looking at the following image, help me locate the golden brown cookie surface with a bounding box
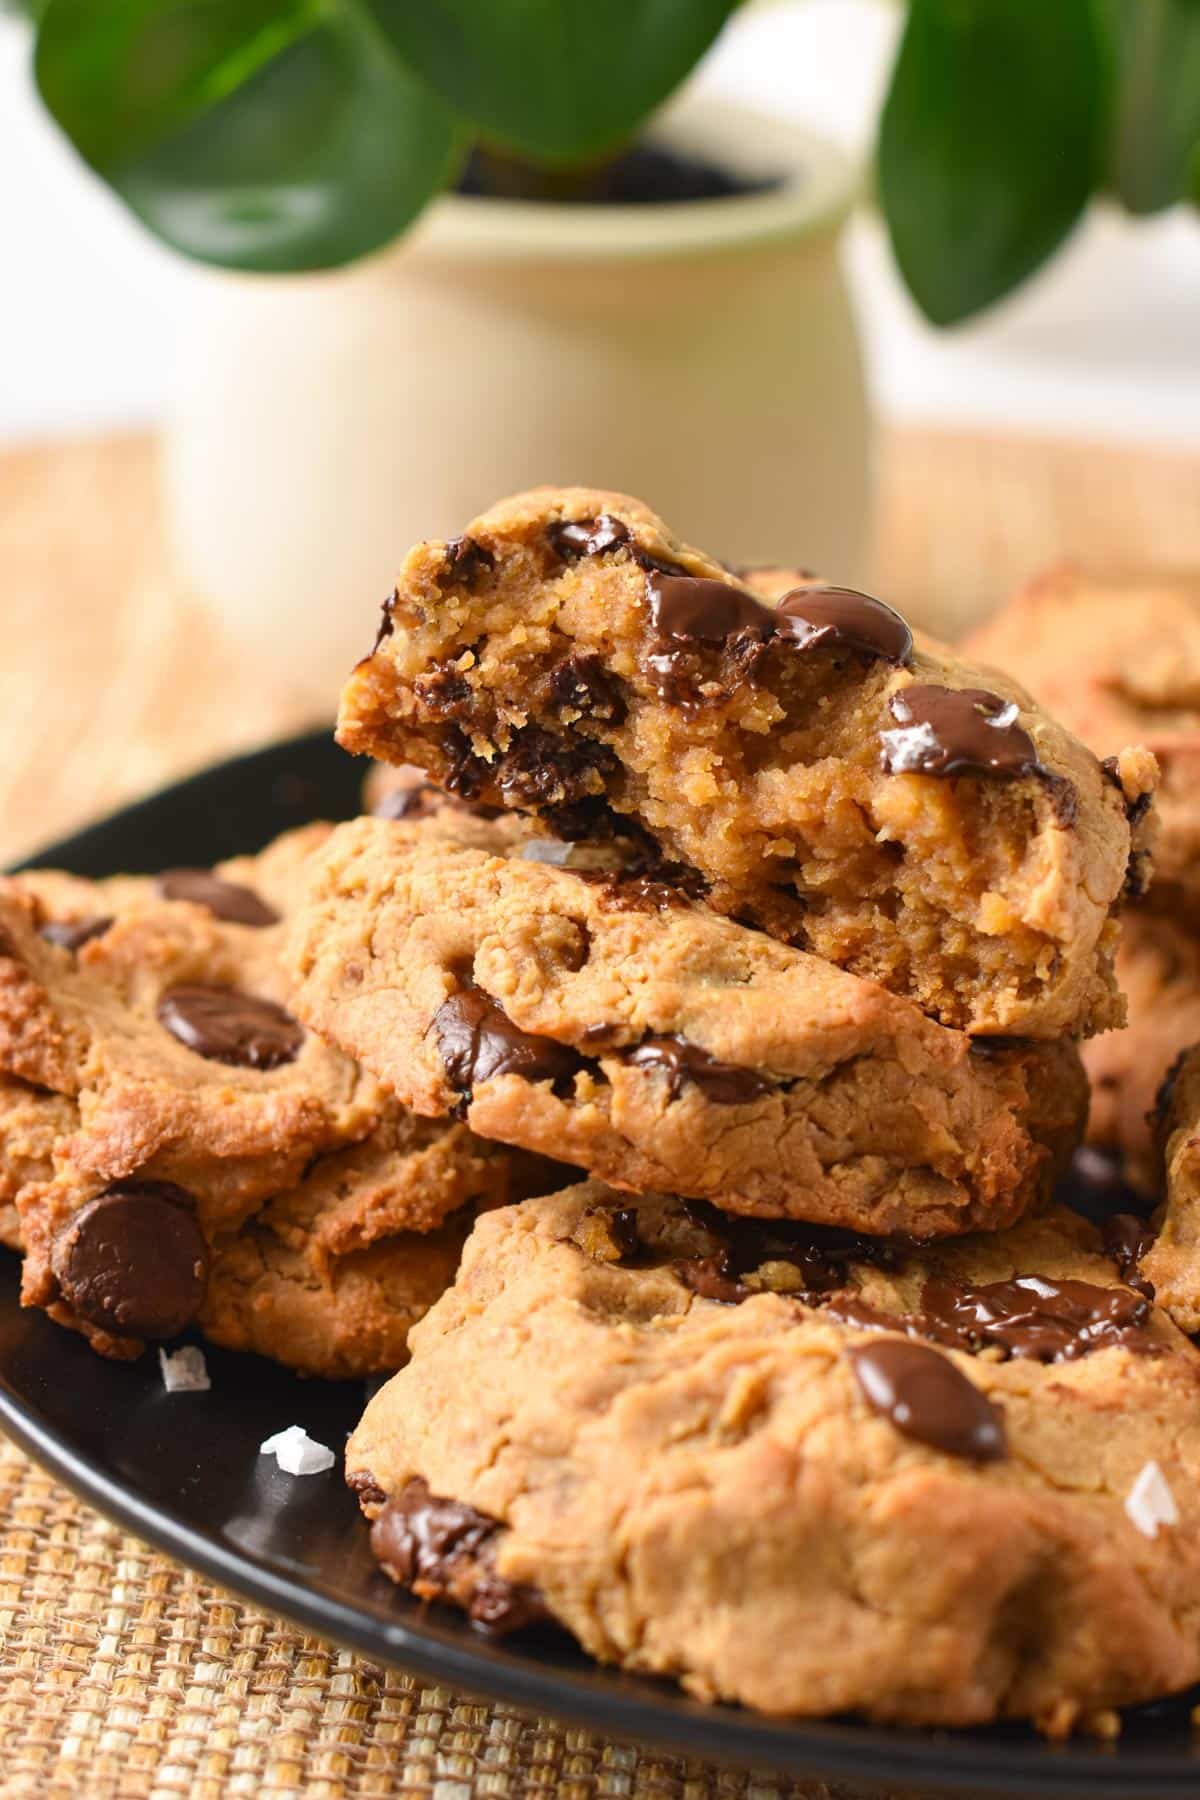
[349,1182,1200,1731]
[286,815,1086,1238]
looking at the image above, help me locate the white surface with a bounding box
[158,1345,211,1394]
[1,2,1198,447]
[259,1426,337,1476]
[1124,1461,1179,1539]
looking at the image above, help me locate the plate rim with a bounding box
[4,728,1200,1798]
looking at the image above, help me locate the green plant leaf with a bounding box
[34,0,462,271]
[361,0,740,165]
[879,0,1105,326]
[1097,0,1200,213]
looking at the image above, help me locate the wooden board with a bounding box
[1,426,1197,868]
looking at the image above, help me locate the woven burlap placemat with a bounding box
[0,1437,909,1800]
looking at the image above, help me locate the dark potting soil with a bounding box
[456,140,783,206]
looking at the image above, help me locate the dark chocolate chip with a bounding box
[645,570,772,644]
[51,1181,208,1339]
[880,685,1045,782]
[414,660,475,717]
[849,1339,1006,1462]
[491,725,620,838]
[624,1034,773,1104]
[157,985,304,1069]
[774,585,913,664]
[547,515,631,559]
[675,1255,750,1304]
[370,1477,546,1635]
[156,870,278,928]
[441,536,495,587]
[917,1272,1157,1363]
[544,652,626,724]
[39,916,113,952]
[433,985,588,1098]
[346,1468,388,1508]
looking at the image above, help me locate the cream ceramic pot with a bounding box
[164,96,870,712]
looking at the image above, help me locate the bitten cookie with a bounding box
[338,487,1154,1037]
[286,816,1086,1237]
[1139,1045,1200,1332]
[348,1182,1200,1733]
[966,562,1198,908]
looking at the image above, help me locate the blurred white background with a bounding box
[3,0,1198,449]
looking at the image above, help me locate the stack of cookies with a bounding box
[5,487,1200,1736]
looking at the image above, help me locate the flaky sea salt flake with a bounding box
[1125,1460,1178,1538]
[158,1346,211,1394]
[259,1425,336,1476]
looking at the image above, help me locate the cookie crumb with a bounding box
[260,1425,336,1475]
[158,1346,210,1394]
[1125,1460,1178,1537]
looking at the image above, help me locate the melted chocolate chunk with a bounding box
[39,916,113,952]
[1102,1215,1159,1300]
[544,652,626,724]
[414,660,474,717]
[370,1478,546,1635]
[156,869,279,928]
[51,1181,208,1339]
[918,1272,1157,1363]
[774,586,913,664]
[347,1468,387,1509]
[440,725,490,801]
[441,536,495,587]
[675,1256,750,1304]
[548,515,631,560]
[492,726,620,838]
[576,1195,900,1307]
[880,685,1045,781]
[625,1035,773,1105]
[157,985,305,1070]
[433,986,588,1099]
[645,570,771,644]
[849,1340,1006,1462]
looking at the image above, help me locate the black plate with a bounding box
[3,730,1200,1797]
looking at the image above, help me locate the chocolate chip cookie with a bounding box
[286,816,1086,1237]
[338,487,1154,1037]
[966,561,1198,908]
[348,1181,1200,1731]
